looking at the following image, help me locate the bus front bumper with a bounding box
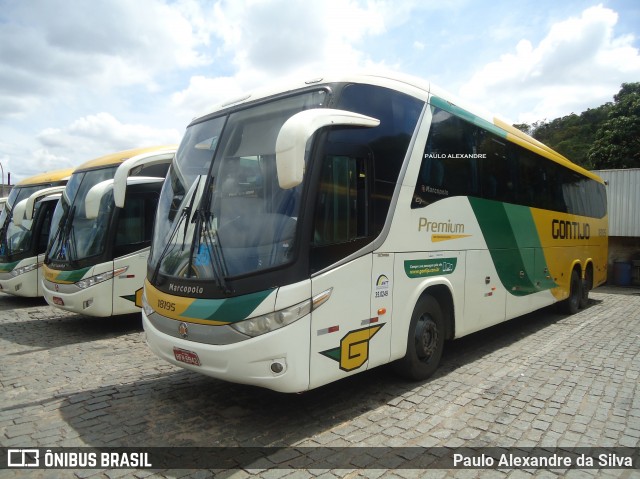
[142,311,311,393]
[42,279,114,317]
[0,268,41,297]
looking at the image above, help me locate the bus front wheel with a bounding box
[395,295,445,381]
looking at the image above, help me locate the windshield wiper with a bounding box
[188,176,231,293]
[49,205,75,261]
[150,194,195,285]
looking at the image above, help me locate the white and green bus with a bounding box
[0,169,74,297]
[142,73,607,393]
[42,146,175,317]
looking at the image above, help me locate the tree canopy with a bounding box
[514,82,640,170]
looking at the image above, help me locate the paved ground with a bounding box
[1,286,639,478]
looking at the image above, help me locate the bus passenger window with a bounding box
[412,108,479,207]
[115,194,157,257]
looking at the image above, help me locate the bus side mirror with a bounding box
[113,149,175,208]
[22,186,67,222]
[86,179,115,219]
[12,199,28,227]
[275,108,379,189]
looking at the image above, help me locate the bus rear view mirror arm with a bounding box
[113,150,175,208]
[275,108,379,189]
[85,179,115,220]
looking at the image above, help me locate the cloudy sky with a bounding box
[1,0,639,183]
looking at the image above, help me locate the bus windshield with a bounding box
[150,90,327,282]
[0,185,52,258]
[48,166,118,263]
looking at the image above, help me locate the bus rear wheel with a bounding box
[560,269,582,315]
[395,295,445,381]
[579,268,592,309]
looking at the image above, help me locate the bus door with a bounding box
[112,188,160,313]
[308,143,390,388]
[34,196,60,296]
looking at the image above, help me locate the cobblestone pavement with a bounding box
[1,287,639,478]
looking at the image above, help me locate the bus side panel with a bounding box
[309,254,374,390]
[468,198,564,317]
[391,250,465,360]
[112,250,149,315]
[530,209,609,300]
[369,253,394,369]
[463,249,507,334]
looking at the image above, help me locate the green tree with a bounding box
[588,82,640,169]
[513,106,611,168]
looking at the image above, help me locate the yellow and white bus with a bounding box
[142,73,607,393]
[0,169,74,297]
[42,146,175,317]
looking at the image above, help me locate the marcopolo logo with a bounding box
[551,219,590,240]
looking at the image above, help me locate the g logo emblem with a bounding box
[320,324,384,371]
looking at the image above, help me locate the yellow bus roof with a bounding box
[16,168,75,186]
[73,145,177,172]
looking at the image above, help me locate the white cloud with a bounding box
[0,0,211,117]
[210,0,387,74]
[459,5,640,123]
[170,75,248,121]
[25,113,182,176]
[169,0,395,116]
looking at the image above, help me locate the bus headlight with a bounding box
[231,299,312,337]
[76,266,128,289]
[230,288,332,337]
[10,262,40,277]
[141,291,154,317]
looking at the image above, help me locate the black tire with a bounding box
[560,269,582,315]
[395,295,445,381]
[579,268,592,309]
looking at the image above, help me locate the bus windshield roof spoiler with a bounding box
[112,149,176,208]
[275,108,379,189]
[13,186,67,226]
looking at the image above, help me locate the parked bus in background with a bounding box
[42,146,175,317]
[141,73,607,393]
[0,169,74,297]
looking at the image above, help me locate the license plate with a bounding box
[173,347,201,366]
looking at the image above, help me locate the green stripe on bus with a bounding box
[429,96,507,140]
[52,267,92,283]
[468,197,556,296]
[182,289,275,323]
[0,261,20,273]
